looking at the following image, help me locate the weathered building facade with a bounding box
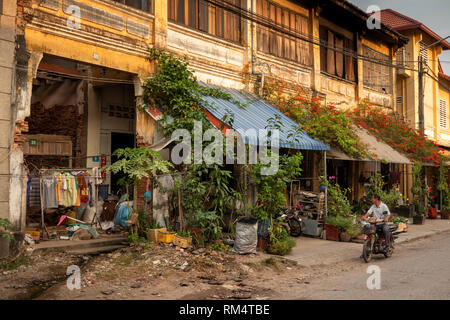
[1,0,408,237]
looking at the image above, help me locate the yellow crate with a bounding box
[173,234,192,248]
[26,229,41,241]
[158,231,176,243]
[147,227,166,244]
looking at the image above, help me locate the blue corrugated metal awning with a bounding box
[200,84,329,151]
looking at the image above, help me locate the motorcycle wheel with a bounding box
[384,240,394,258]
[288,218,302,237]
[362,239,372,263]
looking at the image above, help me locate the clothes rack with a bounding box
[38,168,100,240]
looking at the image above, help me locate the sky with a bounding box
[349,0,450,74]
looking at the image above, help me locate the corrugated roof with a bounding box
[200,84,329,151]
[327,127,412,164]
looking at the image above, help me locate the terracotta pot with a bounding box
[413,215,426,225]
[441,210,450,220]
[339,232,352,242]
[325,224,339,241]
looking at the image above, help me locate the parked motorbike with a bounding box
[277,208,303,237]
[361,214,399,263]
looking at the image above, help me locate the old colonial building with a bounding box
[1,0,409,238]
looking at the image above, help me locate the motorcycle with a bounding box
[277,208,303,237]
[361,215,399,263]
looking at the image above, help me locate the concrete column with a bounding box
[0,0,16,222]
[154,0,168,49]
[9,45,42,232]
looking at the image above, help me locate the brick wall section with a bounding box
[25,103,84,168]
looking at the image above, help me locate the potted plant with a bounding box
[411,162,426,225]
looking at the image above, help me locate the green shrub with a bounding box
[267,238,296,256]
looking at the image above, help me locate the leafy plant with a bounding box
[411,161,426,216]
[267,238,296,256]
[0,218,13,243]
[320,177,352,217]
[266,217,296,256]
[437,162,450,211]
[364,173,401,208]
[188,211,222,244]
[251,152,303,221]
[102,147,172,234]
[391,217,409,224]
[176,230,191,238]
[326,215,353,232]
[207,240,230,253]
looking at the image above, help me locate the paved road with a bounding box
[292,232,450,299]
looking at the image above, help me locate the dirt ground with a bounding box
[0,240,361,300]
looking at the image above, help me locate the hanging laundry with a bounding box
[77,174,89,204]
[42,176,58,209]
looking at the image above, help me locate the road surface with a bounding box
[290,232,450,299]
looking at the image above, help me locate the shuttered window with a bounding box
[319,26,356,81]
[419,41,429,65]
[440,99,448,129]
[168,0,241,43]
[256,0,310,66]
[363,46,392,94]
[114,0,154,13]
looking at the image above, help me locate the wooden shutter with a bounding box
[319,26,327,72]
[440,99,448,128]
[276,6,283,58]
[269,3,277,56]
[289,11,296,61]
[335,36,344,78]
[262,0,269,53]
[216,0,224,38]
[199,0,209,32]
[177,0,185,25]
[344,38,355,81]
[327,30,335,75]
[256,0,263,52]
[168,0,176,20]
[188,0,197,28]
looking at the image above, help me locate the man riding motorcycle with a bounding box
[362,194,391,252]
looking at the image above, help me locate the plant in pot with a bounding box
[326,215,354,242]
[321,177,353,241]
[411,162,426,225]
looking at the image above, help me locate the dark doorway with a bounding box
[110,132,135,196]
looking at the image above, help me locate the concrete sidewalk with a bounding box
[285,218,450,267]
